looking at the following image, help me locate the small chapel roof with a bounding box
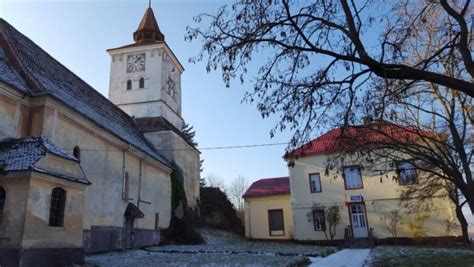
[0,136,90,185]
[0,19,171,168]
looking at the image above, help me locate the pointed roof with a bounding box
[133,7,164,43]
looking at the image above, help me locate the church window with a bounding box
[139,77,145,89]
[49,187,66,227]
[126,79,132,90]
[123,172,130,200]
[73,146,81,161]
[0,187,5,222]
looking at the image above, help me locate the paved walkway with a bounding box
[309,248,372,267]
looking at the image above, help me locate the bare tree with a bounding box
[187,0,473,148]
[382,209,403,238]
[188,0,473,242]
[228,175,249,211]
[204,173,227,191]
[306,203,341,240]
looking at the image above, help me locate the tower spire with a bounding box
[133,4,165,43]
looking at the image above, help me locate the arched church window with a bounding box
[0,187,5,222]
[139,78,145,89]
[127,80,132,90]
[73,146,81,160]
[49,187,66,227]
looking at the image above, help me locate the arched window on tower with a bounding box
[49,187,66,227]
[127,80,132,90]
[73,146,81,161]
[139,78,145,89]
[0,187,5,222]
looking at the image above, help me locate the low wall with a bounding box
[84,225,161,254]
[0,247,84,266]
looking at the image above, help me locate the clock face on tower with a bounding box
[126,53,146,72]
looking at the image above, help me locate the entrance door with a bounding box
[349,203,368,238]
[124,218,135,249]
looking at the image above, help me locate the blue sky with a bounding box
[0,0,294,187]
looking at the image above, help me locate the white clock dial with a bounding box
[126,53,146,72]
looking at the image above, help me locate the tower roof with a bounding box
[133,7,164,43]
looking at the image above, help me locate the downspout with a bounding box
[122,144,131,200]
[137,158,143,209]
[137,155,151,209]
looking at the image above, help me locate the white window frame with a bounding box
[309,173,322,193]
[343,166,363,189]
[313,209,326,231]
[398,161,417,185]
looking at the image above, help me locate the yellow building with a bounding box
[286,126,460,242]
[243,177,293,240]
[244,126,461,243]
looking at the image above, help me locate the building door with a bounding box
[124,218,135,249]
[349,203,368,238]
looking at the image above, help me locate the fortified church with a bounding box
[0,5,200,266]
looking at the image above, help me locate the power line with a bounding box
[64,142,290,152]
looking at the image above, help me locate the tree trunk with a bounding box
[455,203,470,245]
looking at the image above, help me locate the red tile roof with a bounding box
[243,177,290,198]
[286,124,432,158]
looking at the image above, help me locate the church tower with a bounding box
[107,6,184,130]
[107,5,200,208]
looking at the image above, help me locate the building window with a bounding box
[309,173,322,193]
[139,77,145,89]
[155,213,160,230]
[49,187,66,227]
[123,172,130,201]
[0,187,5,222]
[313,209,326,231]
[398,161,417,185]
[343,166,363,189]
[268,209,284,236]
[73,146,81,161]
[126,79,132,90]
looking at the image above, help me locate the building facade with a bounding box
[244,126,461,242]
[243,177,293,240]
[0,6,200,266]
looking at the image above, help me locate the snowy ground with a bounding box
[369,245,474,266]
[85,229,336,267]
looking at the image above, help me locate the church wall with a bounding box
[0,174,30,249]
[22,174,85,249]
[144,131,200,208]
[119,100,183,129]
[0,88,30,139]
[1,78,173,254]
[36,103,172,231]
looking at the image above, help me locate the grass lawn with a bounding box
[371,245,474,267]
